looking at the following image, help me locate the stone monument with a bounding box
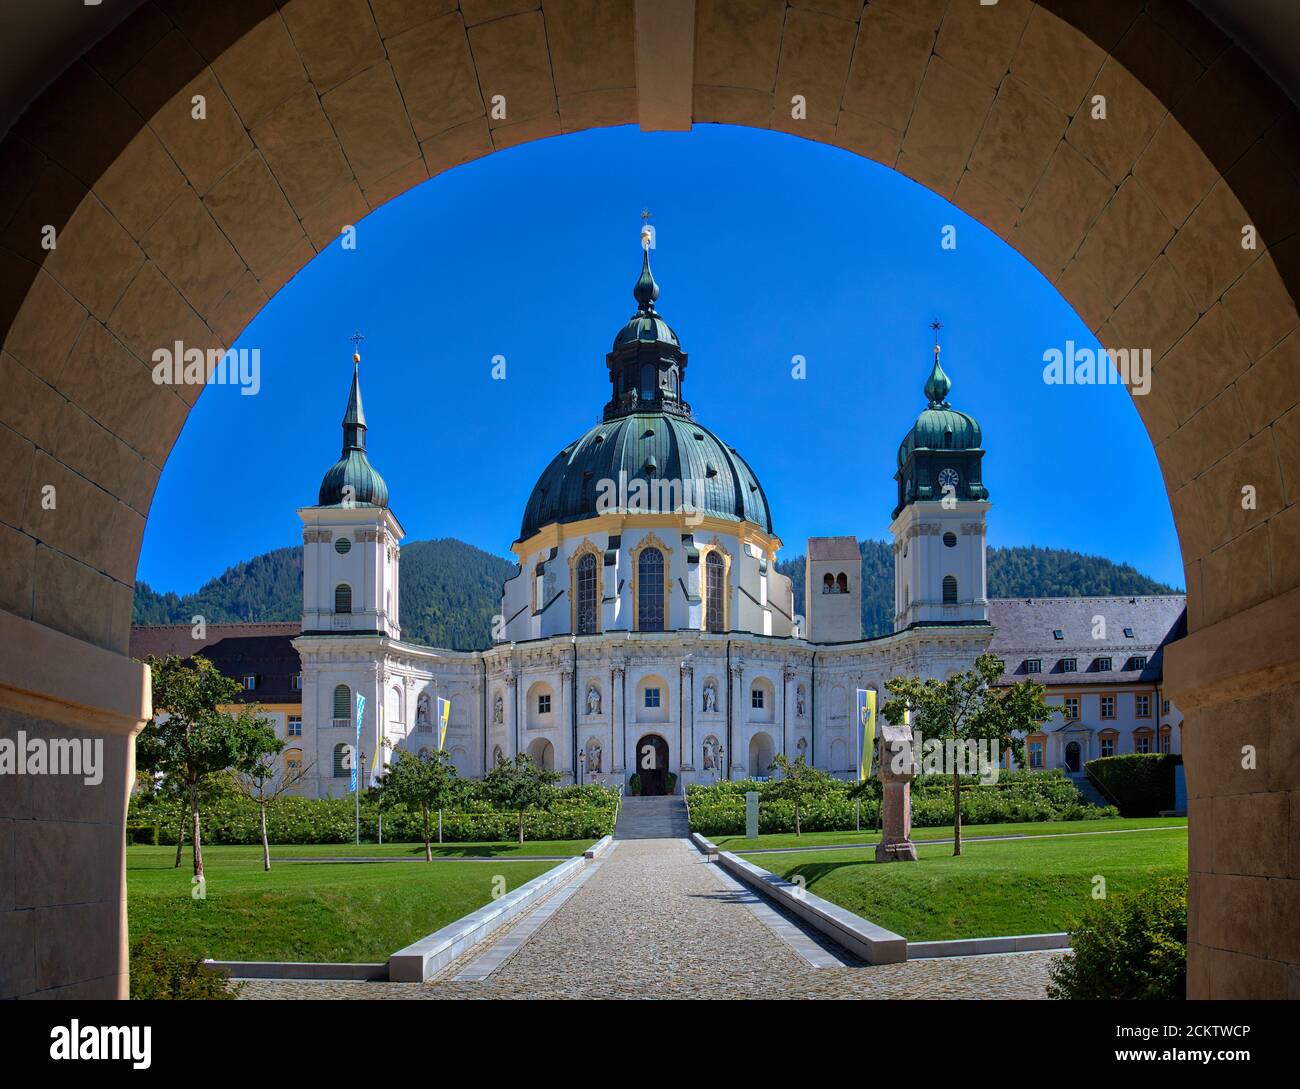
[875,720,918,862]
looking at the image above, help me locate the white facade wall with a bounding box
[890,500,989,629]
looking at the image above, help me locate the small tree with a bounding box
[482,753,561,844]
[235,745,313,871]
[378,749,462,861]
[137,655,279,880]
[766,754,834,837]
[882,652,1055,857]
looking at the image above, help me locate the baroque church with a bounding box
[290,229,999,796]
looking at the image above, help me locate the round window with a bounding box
[334,537,352,555]
[943,532,957,548]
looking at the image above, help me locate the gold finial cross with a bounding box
[930,319,943,355]
[350,330,364,363]
[641,208,652,223]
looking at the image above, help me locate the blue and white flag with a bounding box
[350,693,365,793]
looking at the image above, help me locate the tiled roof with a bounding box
[987,595,1186,686]
[131,623,303,705]
[808,536,860,561]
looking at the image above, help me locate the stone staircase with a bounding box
[1067,772,1111,809]
[614,795,690,840]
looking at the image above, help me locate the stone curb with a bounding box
[388,857,584,982]
[584,835,613,859]
[908,933,1071,958]
[204,960,387,981]
[717,851,908,965]
[690,832,719,859]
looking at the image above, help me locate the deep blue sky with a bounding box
[137,124,1182,594]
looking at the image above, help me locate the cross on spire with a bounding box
[930,319,943,356]
[350,330,364,363]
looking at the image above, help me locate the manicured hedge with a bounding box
[686,769,1117,835]
[1085,754,1177,817]
[1047,876,1187,1000]
[128,783,619,845]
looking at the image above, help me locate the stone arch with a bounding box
[524,679,554,730]
[748,730,775,777]
[526,736,554,771]
[1,0,1297,1000]
[634,673,670,723]
[748,675,775,724]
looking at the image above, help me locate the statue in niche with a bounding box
[492,744,504,767]
[702,735,719,770]
[585,739,603,773]
[416,693,430,727]
[586,684,601,715]
[702,682,718,713]
[493,692,504,725]
[795,686,807,718]
[796,736,808,759]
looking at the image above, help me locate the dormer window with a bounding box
[1095,656,1113,672]
[1024,658,1042,674]
[243,674,257,690]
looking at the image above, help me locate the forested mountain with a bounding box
[777,541,1178,638]
[133,538,516,650]
[136,536,1175,649]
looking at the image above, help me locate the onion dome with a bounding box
[897,344,984,469]
[318,351,389,508]
[518,225,773,542]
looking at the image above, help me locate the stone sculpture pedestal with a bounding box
[875,722,918,863]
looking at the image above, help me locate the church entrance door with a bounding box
[634,734,670,796]
[1065,741,1081,773]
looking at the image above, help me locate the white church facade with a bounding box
[291,234,1000,797]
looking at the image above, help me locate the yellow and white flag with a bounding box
[436,696,451,751]
[856,688,877,781]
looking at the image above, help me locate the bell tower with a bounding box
[890,328,989,632]
[300,338,403,638]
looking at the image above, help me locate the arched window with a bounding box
[334,583,352,613]
[333,684,351,720]
[638,547,665,631]
[942,575,958,604]
[705,551,725,632]
[822,572,834,594]
[575,552,598,635]
[333,743,352,778]
[836,571,848,594]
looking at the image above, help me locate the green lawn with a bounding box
[741,826,1188,942]
[128,845,569,962]
[709,816,1187,852]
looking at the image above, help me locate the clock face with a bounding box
[938,468,960,491]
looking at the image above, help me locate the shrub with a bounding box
[125,823,159,846]
[628,773,642,796]
[1085,754,1177,816]
[129,936,239,1000]
[1047,876,1187,1000]
[127,784,619,845]
[685,769,1113,833]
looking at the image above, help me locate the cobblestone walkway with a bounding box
[240,835,1060,1000]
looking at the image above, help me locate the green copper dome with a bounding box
[897,349,983,469]
[520,235,773,541]
[318,362,389,508]
[519,412,772,541]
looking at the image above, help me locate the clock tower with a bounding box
[890,335,989,632]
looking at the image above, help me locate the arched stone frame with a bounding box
[582,734,605,774]
[525,679,555,730]
[629,530,673,632]
[449,745,470,776]
[700,674,721,714]
[829,684,848,722]
[526,736,555,770]
[698,537,732,632]
[569,538,604,635]
[387,682,403,726]
[634,673,670,724]
[2,0,1299,1002]
[748,730,775,777]
[829,737,850,774]
[942,574,959,605]
[748,674,776,724]
[449,691,469,727]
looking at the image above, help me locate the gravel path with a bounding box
[239,836,1060,1000]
